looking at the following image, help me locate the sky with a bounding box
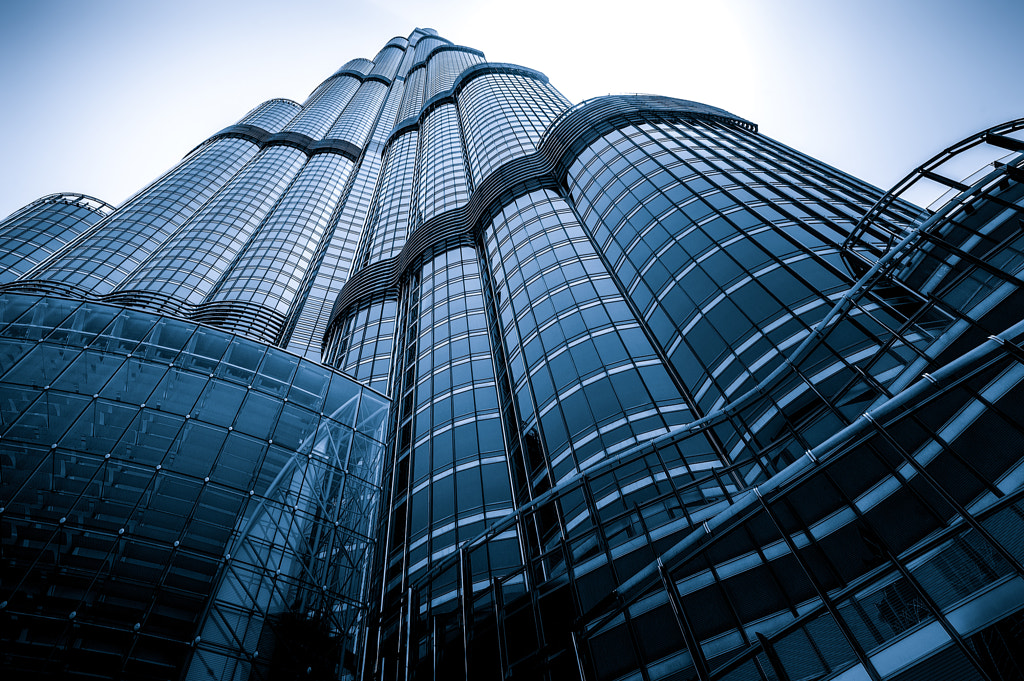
[1,0,1022,219]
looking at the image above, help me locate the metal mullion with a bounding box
[5,450,158,606]
[741,521,802,619]
[955,202,1024,256]
[862,413,1024,578]
[715,401,779,481]
[934,203,1019,253]
[655,505,753,655]
[956,380,1024,441]
[754,631,790,681]
[701,631,775,681]
[776,492,850,592]
[492,576,509,680]
[402,586,415,681]
[755,493,883,681]
[191,453,307,653]
[458,548,471,680]
[861,300,951,367]
[728,384,810,473]
[657,558,711,681]
[695,121,884,233]
[919,229,1024,292]
[659,121,859,271]
[200,605,264,674]
[902,407,1006,501]
[854,523,998,680]
[841,364,894,410]
[843,295,933,358]
[708,486,1024,681]
[848,597,886,648]
[272,471,336,594]
[776,357,857,435]
[567,166,735,472]
[857,435,957,529]
[650,443,699,527]
[724,123,887,201]
[579,481,652,681]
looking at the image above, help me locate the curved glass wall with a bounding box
[370,45,405,81]
[327,81,390,149]
[564,118,930,473]
[424,49,484,100]
[0,193,113,284]
[458,73,570,183]
[7,28,1024,681]
[483,189,697,490]
[374,80,407,149]
[376,140,1024,681]
[284,81,406,361]
[398,67,426,121]
[0,292,389,681]
[336,58,374,76]
[413,104,471,225]
[395,343,1024,681]
[27,138,260,295]
[412,36,449,65]
[284,149,380,362]
[283,75,361,139]
[201,153,356,342]
[377,242,519,643]
[395,46,416,81]
[370,106,1024,680]
[112,147,308,313]
[359,130,418,267]
[235,98,301,131]
[323,295,398,393]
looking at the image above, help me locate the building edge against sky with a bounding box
[2,26,1024,681]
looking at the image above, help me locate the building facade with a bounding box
[2,27,1024,681]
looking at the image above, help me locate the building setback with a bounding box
[2,26,1024,681]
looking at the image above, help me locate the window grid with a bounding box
[458,73,570,185]
[413,104,471,225]
[484,189,695,491]
[115,146,308,308]
[284,75,361,139]
[0,195,112,283]
[207,153,355,322]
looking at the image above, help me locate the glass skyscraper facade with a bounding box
[2,27,1024,681]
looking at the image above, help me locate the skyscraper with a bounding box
[2,26,1024,681]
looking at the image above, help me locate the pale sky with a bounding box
[1,0,1022,219]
